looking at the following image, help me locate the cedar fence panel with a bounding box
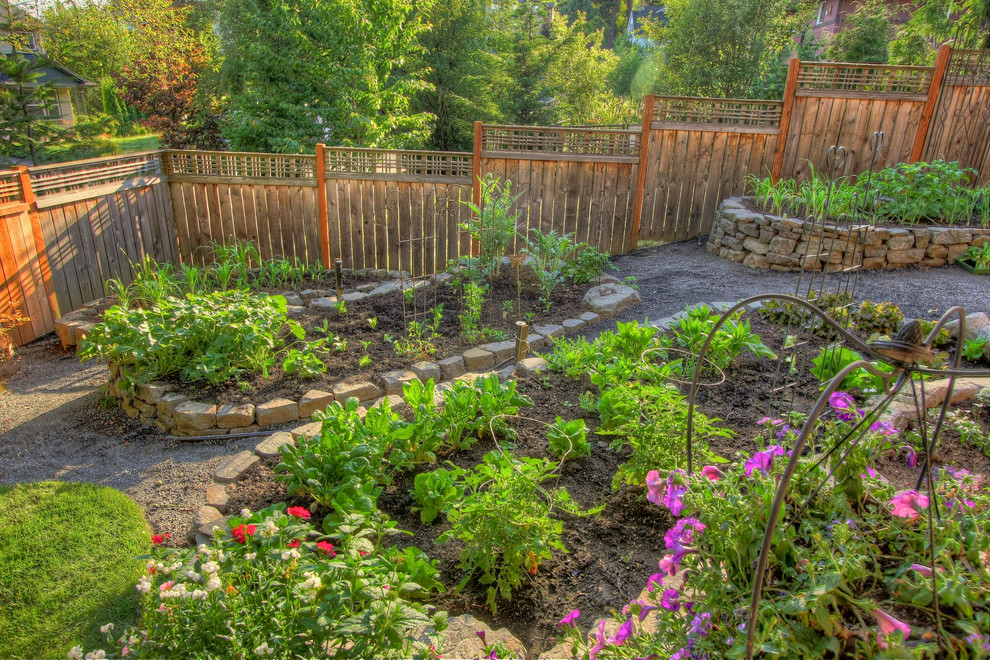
[0,201,53,345]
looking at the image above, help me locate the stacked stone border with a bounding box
[94,278,641,436]
[706,197,990,272]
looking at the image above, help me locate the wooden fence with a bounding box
[2,48,989,346]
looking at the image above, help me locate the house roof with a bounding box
[1,51,95,87]
[629,5,667,34]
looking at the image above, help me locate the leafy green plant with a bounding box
[281,340,327,378]
[961,242,990,270]
[546,417,590,460]
[810,343,892,394]
[79,291,292,390]
[358,354,372,368]
[459,280,488,344]
[571,244,617,284]
[439,451,598,613]
[390,305,444,361]
[412,466,465,524]
[963,336,988,362]
[368,316,378,330]
[521,229,577,310]
[440,374,534,449]
[461,174,521,275]
[672,305,776,374]
[334,299,348,315]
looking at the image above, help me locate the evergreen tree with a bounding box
[824,0,892,64]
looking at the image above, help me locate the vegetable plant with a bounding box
[461,174,521,275]
[963,336,988,362]
[547,417,590,460]
[390,305,444,361]
[962,242,990,270]
[411,466,465,524]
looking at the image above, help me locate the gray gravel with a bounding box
[0,242,986,540]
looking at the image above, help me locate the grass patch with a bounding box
[0,482,150,660]
[112,134,160,153]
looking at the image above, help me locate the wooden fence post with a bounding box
[315,143,331,269]
[628,94,655,251]
[15,166,60,319]
[910,44,951,164]
[471,121,483,257]
[771,57,801,182]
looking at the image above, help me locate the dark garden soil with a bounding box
[158,271,597,407]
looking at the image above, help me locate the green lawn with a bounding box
[0,482,150,660]
[111,134,161,153]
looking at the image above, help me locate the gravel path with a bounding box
[0,243,986,540]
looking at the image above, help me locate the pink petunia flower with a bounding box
[589,620,608,660]
[889,491,929,521]
[610,619,633,646]
[646,470,664,506]
[662,470,688,517]
[700,465,724,482]
[874,608,910,649]
[557,609,580,629]
[829,391,855,412]
[908,563,932,577]
[661,588,680,611]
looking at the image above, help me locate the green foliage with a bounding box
[440,374,534,449]
[0,53,68,165]
[76,505,447,659]
[281,341,327,379]
[390,305,444,361]
[810,344,892,394]
[962,242,990,269]
[644,0,815,98]
[849,300,905,336]
[461,175,521,276]
[218,0,434,151]
[79,291,290,389]
[521,229,613,310]
[412,466,466,524]
[459,280,488,344]
[824,0,892,63]
[438,451,598,613]
[671,305,776,373]
[890,0,990,64]
[963,336,988,362]
[547,417,590,461]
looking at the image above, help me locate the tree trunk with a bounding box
[604,0,619,50]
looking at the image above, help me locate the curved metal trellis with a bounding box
[684,296,988,658]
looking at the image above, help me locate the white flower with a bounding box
[281,549,301,561]
[254,642,275,656]
[298,571,322,602]
[260,520,278,538]
[185,570,201,582]
[188,589,207,601]
[167,562,182,573]
[206,575,222,592]
[244,553,256,561]
[84,651,106,660]
[136,577,152,594]
[67,646,83,660]
[240,508,252,518]
[201,561,219,574]
[100,623,114,634]
[197,544,211,557]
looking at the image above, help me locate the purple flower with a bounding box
[965,633,990,652]
[634,600,658,622]
[589,620,607,659]
[688,612,712,639]
[757,416,772,425]
[647,572,664,590]
[890,491,929,521]
[947,497,975,512]
[665,518,706,549]
[862,466,879,479]
[557,609,579,629]
[700,465,723,482]
[670,649,689,660]
[658,553,679,576]
[646,470,664,505]
[908,563,932,577]
[610,618,633,646]
[775,424,792,439]
[901,446,918,467]
[870,421,898,436]
[661,588,680,611]
[745,445,784,478]
[476,630,486,645]
[829,391,855,412]
[663,470,688,517]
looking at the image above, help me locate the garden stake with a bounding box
[333,259,343,298]
[515,321,529,363]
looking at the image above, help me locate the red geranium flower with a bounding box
[287,506,311,520]
[231,524,256,544]
[151,533,170,545]
[317,541,336,556]
[287,539,301,548]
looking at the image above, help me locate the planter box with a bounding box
[956,257,990,275]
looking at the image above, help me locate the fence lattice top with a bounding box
[652,97,783,127]
[164,151,315,180]
[945,49,990,84]
[323,147,472,179]
[796,62,933,95]
[0,171,21,205]
[482,125,639,157]
[29,152,162,198]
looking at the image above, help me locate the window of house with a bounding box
[816,1,827,24]
[26,93,63,120]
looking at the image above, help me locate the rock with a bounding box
[387,270,412,280]
[290,421,323,441]
[886,248,925,265]
[206,483,230,512]
[497,364,515,381]
[214,450,260,483]
[886,231,915,250]
[121,401,141,419]
[371,394,407,412]
[947,243,971,262]
[298,389,335,418]
[333,380,383,402]
[527,333,546,350]
[768,236,798,254]
[309,296,339,310]
[379,370,419,396]
[355,283,377,293]
[479,340,516,362]
[738,222,760,238]
[410,361,441,384]
[431,272,455,286]
[720,248,746,263]
[369,281,401,297]
[189,506,225,541]
[299,289,320,302]
[912,229,931,250]
[342,291,369,302]
[743,253,770,269]
[136,382,169,404]
[579,311,600,326]
[562,318,586,334]
[282,292,304,307]
[442,614,525,660]
[533,323,565,339]
[944,312,990,341]
[286,305,307,318]
[462,347,495,371]
[743,237,769,255]
[582,284,641,315]
[514,357,548,378]
[256,398,300,427]
[255,431,296,458]
[133,399,157,417]
[217,403,255,429]
[930,228,972,245]
[721,234,745,251]
[438,355,466,380]
[925,244,948,259]
[174,402,217,434]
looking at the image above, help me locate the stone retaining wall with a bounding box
[706,197,990,272]
[105,280,641,437]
